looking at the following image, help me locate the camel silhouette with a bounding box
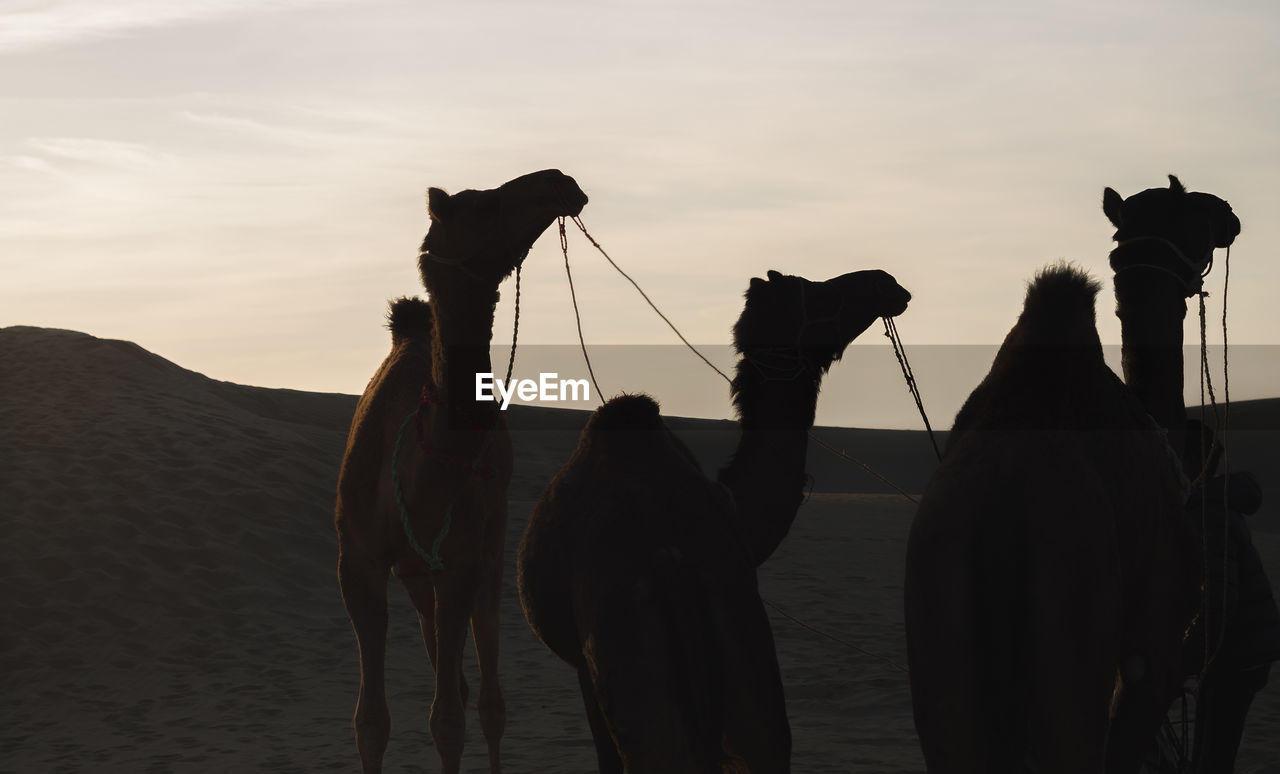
[518,268,911,773]
[335,170,587,774]
[905,176,1239,773]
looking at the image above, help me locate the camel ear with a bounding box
[427,187,450,222]
[750,276,768,292]
[1168,175,1186,194]
[1102,187,1124,229]
[766,270,784,282]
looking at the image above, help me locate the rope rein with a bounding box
[560,215,931,501]
[763,598,909,674]
[806,433,920,505]
[569,216,735,384]
[1112,235,1238,685]
[1195,245,1232,678]
[559,218,605,404]
[883,316,942,461]
[504,265,521,387]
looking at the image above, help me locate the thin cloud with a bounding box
[25,137,174,168]
[0,0,348,53]
[179,111,365,150]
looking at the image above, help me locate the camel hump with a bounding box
[386,296,433,344]
[577,394,678,460]
[590,394,663,431]
[1019,262,1101,335]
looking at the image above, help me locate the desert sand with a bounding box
[2,325,1278,772]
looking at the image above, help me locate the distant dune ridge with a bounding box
[2,325,1278,771]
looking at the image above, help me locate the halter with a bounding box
[1110,235,1213,297]
[420,247,530,285]
[742,282,844,383]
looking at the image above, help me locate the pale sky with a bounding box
[3,0,1278,422]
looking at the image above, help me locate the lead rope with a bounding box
[762,598,909,674]
[1196,245,1232,678]
[883,316,942,461]
[560,218,605,404]
[564,215,928,498]
[504,265,522,387]
[569,215,734,384]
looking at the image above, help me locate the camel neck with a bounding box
[717,359,822,566]
[1114,270,1189,467]
[426,279,502,430]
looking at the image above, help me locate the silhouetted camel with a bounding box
[335,170,587,774]
[905,176,1239,773]
[518,269,911,773]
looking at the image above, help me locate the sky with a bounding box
[3,0,1278,426]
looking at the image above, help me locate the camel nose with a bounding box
[880,275,911,317]
[556,173,588,216]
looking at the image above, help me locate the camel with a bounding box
[517,268,911,773]
[904,175,1239,773]
[335,169,588,774]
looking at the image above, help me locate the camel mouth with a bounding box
[563,195,587,217]
[556,183,589,218]
[885,289,911,318]
[877,279,911,318]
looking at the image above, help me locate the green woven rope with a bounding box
[392,409,448,570]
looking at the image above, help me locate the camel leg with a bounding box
[1191,662,1269,773]
[1023,608,1115,773]
[339,551,392,774]
[1105,654,1183,774]
[905,528,987,772]
[401,575,470,709]
[1023,500,1119,774]
[471,562,507,773]
[718,591,791,773]
[577,663,623,774]
[430,574,478,774]
[584,580,713,774]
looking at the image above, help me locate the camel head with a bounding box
[419,169,588,288]
[733,269,911,374]
[1103,174,1240,296]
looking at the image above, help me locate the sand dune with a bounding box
[2,326,1278,772]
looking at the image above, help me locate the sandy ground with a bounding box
[2,326,1278,772]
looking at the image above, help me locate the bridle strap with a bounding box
[742,282,842,383]
[420,248,529,284]
[1111,236,1212,297]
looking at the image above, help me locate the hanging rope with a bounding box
[807,432,920,504]
[560,218,605,404]
[570,215,734,384]
[883,316,942,461]
[503,265,521,386]
[1220,246,1231,503]
[392,410,444,570]
[562,215,926,503]
[763,598,909,674]
[1190,245,1233,680]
